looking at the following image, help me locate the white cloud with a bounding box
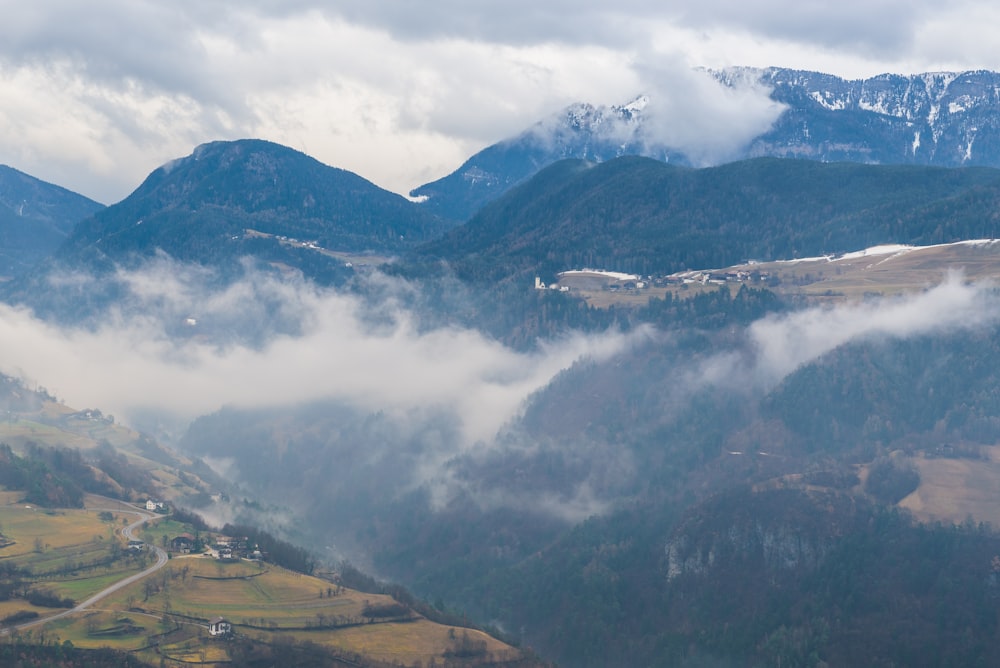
[632,60,787,164]
[0,260,638,448]
[748,272,997,384]
[1,2,997,204]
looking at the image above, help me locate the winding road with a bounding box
[5,503,170,633]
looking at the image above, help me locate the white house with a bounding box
[209,617,232,637]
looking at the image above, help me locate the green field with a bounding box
[0,499,150,626]
[50,556,522,666]
[571,240,1000,309]
[0,501,525,666]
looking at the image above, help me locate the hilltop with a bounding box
[64,139,452,262]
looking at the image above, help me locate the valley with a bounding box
[7,65,1000,666]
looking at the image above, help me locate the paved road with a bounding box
[5,504,170,633]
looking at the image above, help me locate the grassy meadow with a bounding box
[45,556,524,666]
[0,498,527,666]
[568,240,1000,309]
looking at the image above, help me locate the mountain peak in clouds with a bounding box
[409,98,679,222]
[415,68,1000,222]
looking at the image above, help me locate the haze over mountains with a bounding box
[9,67,1000,666]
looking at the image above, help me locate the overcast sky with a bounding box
[2,1,1000,204]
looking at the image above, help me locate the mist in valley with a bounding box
[1,257,998,560]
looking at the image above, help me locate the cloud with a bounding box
[321,1,650,46]
[747,272,998,385]
[1,260,995,525]
[2,2,995,205]
[0,258,638,449]
[631,61,787,164]
[663,0,925,57]
[644,272,1000,404]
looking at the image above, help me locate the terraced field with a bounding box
[0,493,524,666]
[48,556,524,666]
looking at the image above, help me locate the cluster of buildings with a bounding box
[168,532,264,562]
[667,269,772,286]
[145,499,168,512]
[533,276,571,291]
[538,268,774,293]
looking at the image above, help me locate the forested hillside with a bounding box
[0,165,104,277]
[415,156,1000,284]
[175,278,1000,666]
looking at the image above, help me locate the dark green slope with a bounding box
[0,165,104,277]
[60,138,452,266]
[3,139,456,321]
[416,156,1000,283]
[176,312,1000,667]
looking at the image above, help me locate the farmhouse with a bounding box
[171,533,194,553]
[208,616,232,637]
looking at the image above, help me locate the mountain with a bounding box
[59,138,453,267]
[410,97,676,222]
[413,68,1000,222]
[743,68,1000,166]
[2,139,455,322]
[413,155,1000,284]
[0,165,104,278]
[13,74,1000,667]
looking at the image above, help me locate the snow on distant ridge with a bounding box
[840,239,1000,259]
[563,241,1000,284]
[838,244,913,260]
[770,244,914,265]
[773,240,999,266]
[559,269,640,281]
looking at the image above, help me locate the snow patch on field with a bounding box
[559,269,640,281]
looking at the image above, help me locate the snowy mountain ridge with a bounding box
[415,67,1000,222]
[735,67,1000,164]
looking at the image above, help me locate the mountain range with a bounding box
[11,67,1000,280]
[8,67,1000,667]
[414,68,1000,221]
